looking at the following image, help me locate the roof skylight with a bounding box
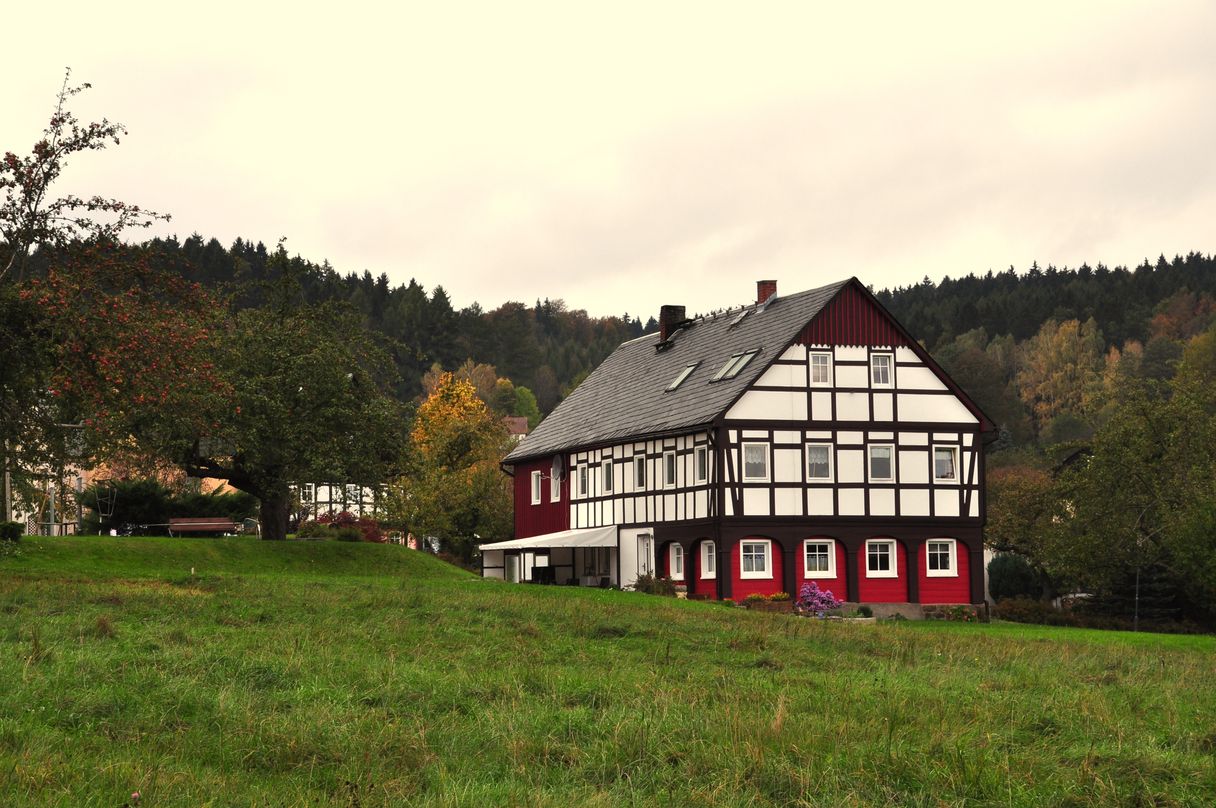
[666,362,699,391]
[711,349,760,382]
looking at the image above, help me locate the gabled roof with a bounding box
[504,279,849,464]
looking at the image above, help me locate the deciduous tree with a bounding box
[385,373,512,561]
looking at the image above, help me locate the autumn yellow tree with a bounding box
[1015,318,1105,434]
[386,373,513,561]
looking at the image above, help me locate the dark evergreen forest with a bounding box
[133,236,1213,445]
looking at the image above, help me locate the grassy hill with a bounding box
[1,537,1213,807]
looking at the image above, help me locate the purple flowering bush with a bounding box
[797,581,843,616]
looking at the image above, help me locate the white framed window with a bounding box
[299,483,314,504]
[806,443,833,481]
[530,470,542,505]
[810,352,833,386]
[926,539,957,577]
[601,459,614,495]
[663,451,677,488]
[634,455,647,489]
[740,540,772,579]
[701,541,716,578]
[933,446,958,482]
[866,539,898,578]
[550,457,563,502]
[742,442,769,482]
[868,444,895,481]
[803,539,836,578]
[576,464,589,498]
[669,544,684,580]
[870,353,893,388]
[695,445,708,483]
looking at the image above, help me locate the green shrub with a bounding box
[295,520,335,539]
[767,591,791,602]
[333,526,363,542]
[857,605,873,618]
[631,574,677,597]
[0,521,22,542]
[988,553,1041,601]
[743,593,767,604]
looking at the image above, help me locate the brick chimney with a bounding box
[757,280,777,305]
[659,305,686,341]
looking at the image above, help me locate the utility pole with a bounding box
[2,441,11,525]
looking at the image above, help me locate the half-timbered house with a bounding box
[479,279,995,608]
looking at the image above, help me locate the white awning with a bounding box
[478,525,617,551]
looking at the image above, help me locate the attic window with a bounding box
[666,362,699,391]
[711,349,760,382]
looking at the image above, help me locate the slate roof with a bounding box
[504,279,851,465]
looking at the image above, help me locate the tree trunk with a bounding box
[259,491,292,541]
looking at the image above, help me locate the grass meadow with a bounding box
[1,536,1213,807]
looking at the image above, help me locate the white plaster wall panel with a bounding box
[726,390,808,421]
[970,498,980,518]
[807,488,834,516]
[901,431,929,446]
[897,394,977,423]
[895,347,920,363]
[935,490,960,517]
[742,430,768,439]
[837,449,865,483]
[695,491,708,519]
[782,345,809,361]
[835,346,868,361]
[775,487,802,516]
[775,430,801,444]
[870,488,896,516]
[807,430,831,440]
[729,430,738,442]
[963,434,974,447]
[836,392,870,421]
[899,450,929,484]
[811,391,832,421]
[873,393,894,421]
[872,431,894,440]
[900,489,930,517]
[895,365,947,390]
[725,497,734,517]
[836,365,869,389]
[838,488,865,515]
[933,433,957,442]
[664,494,675,516]
[756,363,807,388]
[838,431,864,445]
[774,449,802,483]
[624,499,635,524]
[743,488,770,516]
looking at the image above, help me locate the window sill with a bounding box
[865,569,898,579]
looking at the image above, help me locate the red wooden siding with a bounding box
[857,538,908,602]
[799,282,910,347]
[793,538,848,603]
[918,540,972,604]
[730,537,785,600]
[513,457,569,539]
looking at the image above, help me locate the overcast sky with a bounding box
[4,2,1214,318]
